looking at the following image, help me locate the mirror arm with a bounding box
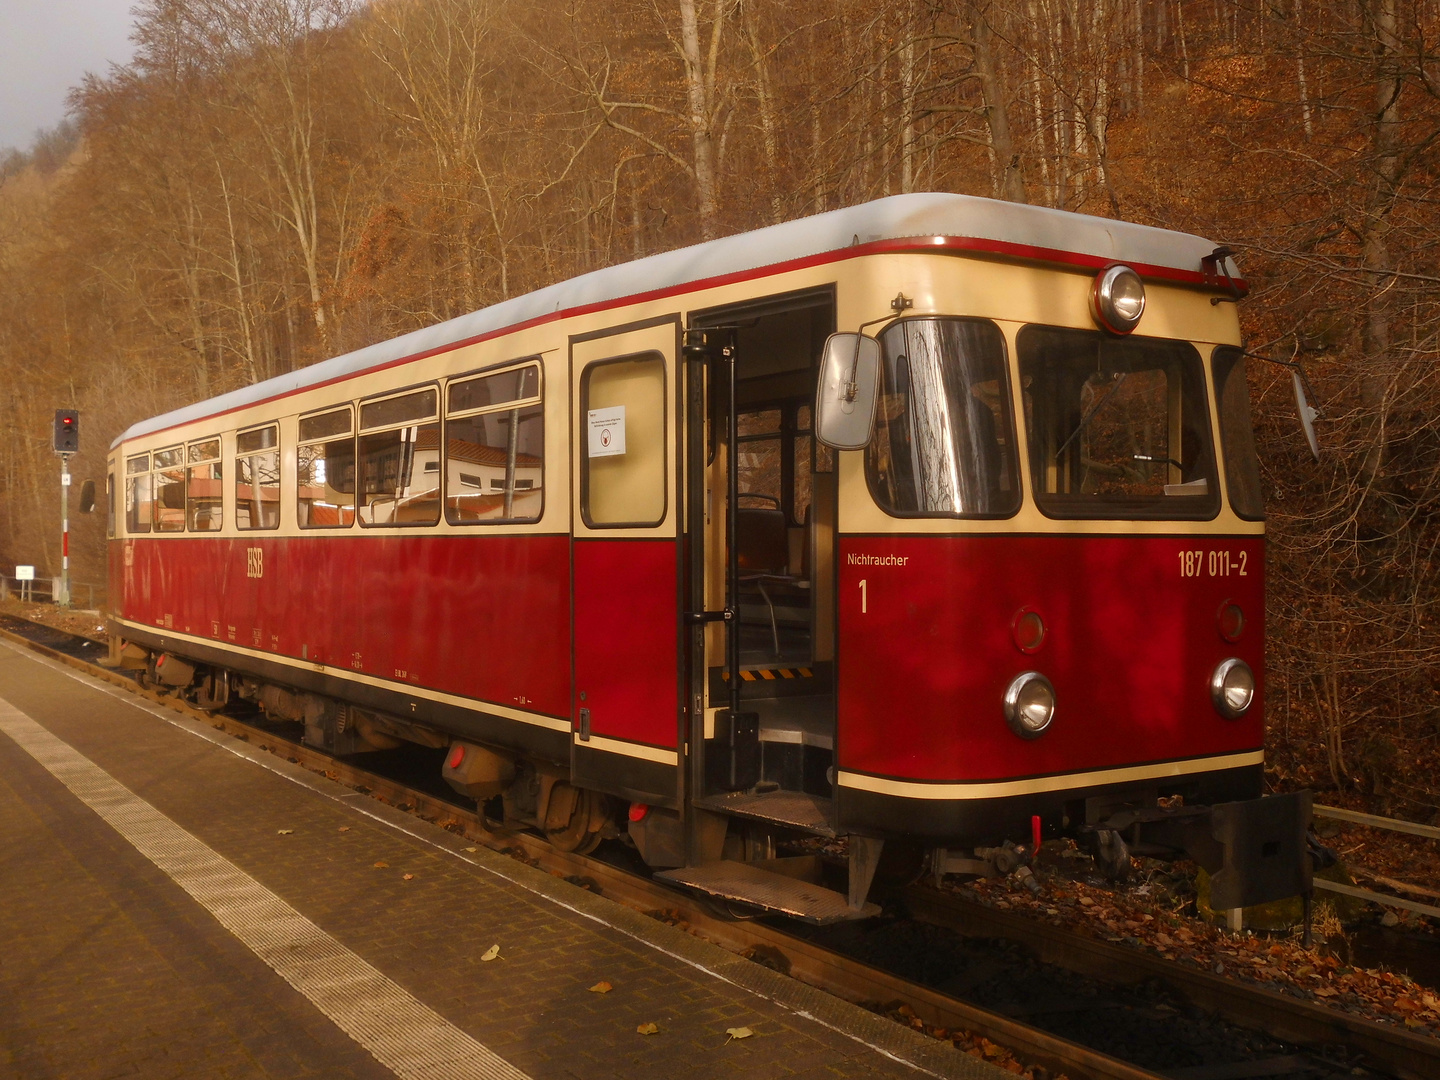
[843,307,907,400]
[1238,346,1322,416]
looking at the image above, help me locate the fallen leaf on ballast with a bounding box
[374,861,389,868]
[481,944,501,962]
[277,829,294,835]
[338,826,350,833]
[724,1026,753,1042]
[588,981,613,994]
[403,874,415,881]
[636,1023,659,1035]
[464,846,479,853]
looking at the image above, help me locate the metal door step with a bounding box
[655,860,880,924]
[691,789,835,836]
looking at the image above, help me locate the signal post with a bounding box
[53,409,78,608]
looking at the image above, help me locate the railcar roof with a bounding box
[114,192,1239,448]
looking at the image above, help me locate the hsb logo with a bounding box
[246,547,264,579]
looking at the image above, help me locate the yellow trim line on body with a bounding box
[837,750,1264,801]
[111,617,571,733]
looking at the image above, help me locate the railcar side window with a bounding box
[125,454,151,534]
[298,407,356,528]
[106,472,116,538]
[582,353,666,527]
[152,447,186,532]
[1212,347,1265,521]
[867,318,1020,518]
[445,363,543,524]
[235,425,280,530]
[1019,326,1219,519]
[187,439,222,531]
[358,387,440,526]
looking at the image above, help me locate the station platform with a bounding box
[0,636,1002,1080]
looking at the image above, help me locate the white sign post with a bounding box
[587,406,627,458]
[15,565,34,602]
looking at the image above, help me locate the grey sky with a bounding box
[1,0,138,152]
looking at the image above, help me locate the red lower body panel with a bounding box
[572,539,679,749]
[838,534,1264,783]
[115,534,572,719]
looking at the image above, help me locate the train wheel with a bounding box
[545,785,597,852]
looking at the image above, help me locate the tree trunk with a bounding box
[970,0,1027,203]
[678,0,721,238]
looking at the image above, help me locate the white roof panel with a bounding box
[114,192,1236,447]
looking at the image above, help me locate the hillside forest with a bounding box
[0,0,1437,816]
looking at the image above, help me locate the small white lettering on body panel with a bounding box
[846,553,909,566]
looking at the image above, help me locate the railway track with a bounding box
[1,612,1435,1080]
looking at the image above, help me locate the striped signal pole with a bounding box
[59,454,70,608]
[53,410,78,609]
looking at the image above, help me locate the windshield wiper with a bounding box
[1053,372,1126,462]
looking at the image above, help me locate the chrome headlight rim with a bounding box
[1090,264,1146,334]
[1003,671,1056,739]
[1210,657,1255,719]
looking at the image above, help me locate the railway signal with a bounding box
[53,409,79,453]
[52,409,78,607]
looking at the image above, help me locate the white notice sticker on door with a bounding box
[587,406,626,458]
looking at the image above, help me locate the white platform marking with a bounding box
[0,697,530,1080]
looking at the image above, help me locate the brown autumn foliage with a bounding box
[1,0,1438,819]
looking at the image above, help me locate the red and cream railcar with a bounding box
[107,193,1303,920]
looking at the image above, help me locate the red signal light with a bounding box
[447,744,466,770]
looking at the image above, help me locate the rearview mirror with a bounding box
[1293,372,1320,460]
[78,479,96,513]
[815,333,880,451]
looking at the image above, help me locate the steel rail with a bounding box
[899,885,1438,1080]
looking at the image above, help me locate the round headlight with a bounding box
[1004,672,1055,738]
[1210,658,1255,719]
[1091,265,1146,334]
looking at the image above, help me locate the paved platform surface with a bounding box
[0,637,1004,1080]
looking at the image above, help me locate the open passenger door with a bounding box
[569,318,684,806]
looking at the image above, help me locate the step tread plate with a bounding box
[655,860,880,924]
[692,789,835,836]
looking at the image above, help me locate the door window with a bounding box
[581,353,666,527]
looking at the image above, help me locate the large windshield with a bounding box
[867,317,1020,518]
[1019,326,1219,519]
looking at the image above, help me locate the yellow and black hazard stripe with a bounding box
[722,667,814,682]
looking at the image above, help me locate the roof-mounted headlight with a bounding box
[1004,671,1055,738]
[1211,658,1255,719]
[1091,265,1146,334]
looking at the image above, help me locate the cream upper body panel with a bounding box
[111,193,1254,541]
[829,254,1258,537]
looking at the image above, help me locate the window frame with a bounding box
[186,437,223,532]
[1017,324,1222,521]
[234,423,282,532]
[864,316,1022,521]
[297,404,357,530]
[444,359,545,527]
[579,351,669,530]
[125,453,151,535]
[151,445,187,533]
[357,383,442,529]
[1212,346,1266,522]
